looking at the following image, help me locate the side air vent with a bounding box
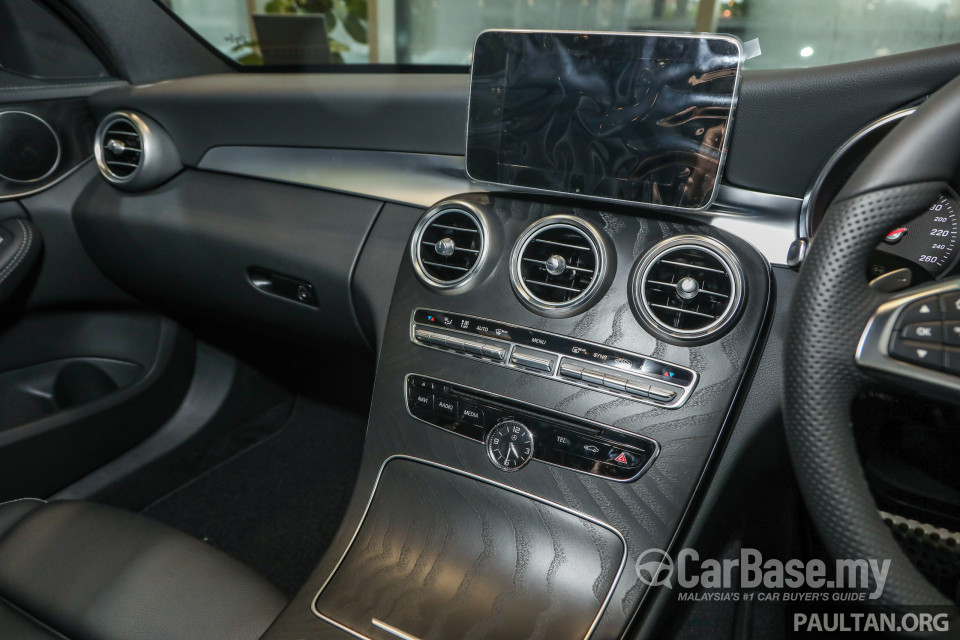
[98,116,142,180]
[94,111,180,191]
[633,236,744,341]
[510,215,607,314]
[411,203,488,290]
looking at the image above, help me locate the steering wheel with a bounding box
[784,74,960,612]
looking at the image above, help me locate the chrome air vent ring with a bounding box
[411,201,490,291]
[95,111,180,191]
[510,215,608,316]
[633,235,744,341]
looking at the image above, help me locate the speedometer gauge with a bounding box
[870,192,960,280]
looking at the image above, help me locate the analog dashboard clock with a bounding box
[486,419,534,471]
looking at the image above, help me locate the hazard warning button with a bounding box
[607,449,642,468]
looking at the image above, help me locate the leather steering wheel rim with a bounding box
[784,73,960,610]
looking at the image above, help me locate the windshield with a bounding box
[162,0,960,70]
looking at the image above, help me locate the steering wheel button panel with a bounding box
[942,292,960,320]
[942,347,960,375]
[898,297,942,326]
[901,321,943,343]
[944,321,960,346]
[888,337,943,369]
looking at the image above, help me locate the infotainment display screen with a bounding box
[466,30,743,211]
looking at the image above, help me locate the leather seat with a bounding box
[0,499,286,640]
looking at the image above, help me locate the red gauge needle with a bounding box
[884,228,908,244]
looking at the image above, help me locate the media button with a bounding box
[458,403,484,427]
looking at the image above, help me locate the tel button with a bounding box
[900,321,942,343]
[899,297,941,326]
[550,432,574,450]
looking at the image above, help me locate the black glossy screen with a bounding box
[466,31,742,210]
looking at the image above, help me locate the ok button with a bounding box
[901,321,943,343]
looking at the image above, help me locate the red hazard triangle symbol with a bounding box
[614,452,628,464]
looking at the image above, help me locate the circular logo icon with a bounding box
[636,548,674,588]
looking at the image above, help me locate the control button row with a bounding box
[559,360,677,403]
[546,430,644,468]
[415,327,506,361]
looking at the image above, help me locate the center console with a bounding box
[264,192,770,640]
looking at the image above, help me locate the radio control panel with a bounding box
[406,375,659,481]
[411,308,697,408]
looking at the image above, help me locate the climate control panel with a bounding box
[406,374,659,481]
[411,309,697,408]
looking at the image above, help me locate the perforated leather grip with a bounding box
[784,181,956,608]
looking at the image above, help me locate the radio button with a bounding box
[434,396,457,417]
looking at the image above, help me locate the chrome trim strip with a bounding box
[800,107,917,238]
[402,373,661,484]
[409,309,697,409]
[371,619,422,640]
[196,148,799,265]
[310,455,628,640]
[0,157,92,201]
[198,146,481,206]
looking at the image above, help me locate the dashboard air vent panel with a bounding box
[511,216,606,315]
[634,236,743,341]
[412,204,488,290]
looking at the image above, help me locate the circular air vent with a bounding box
[633,236,744,341]
[0,111,60,183]
[96,115,143,181]
[94,111,180,191]
[510,215,607,314]
[411,203,489,290]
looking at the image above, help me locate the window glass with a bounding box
[164,0,960,70]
